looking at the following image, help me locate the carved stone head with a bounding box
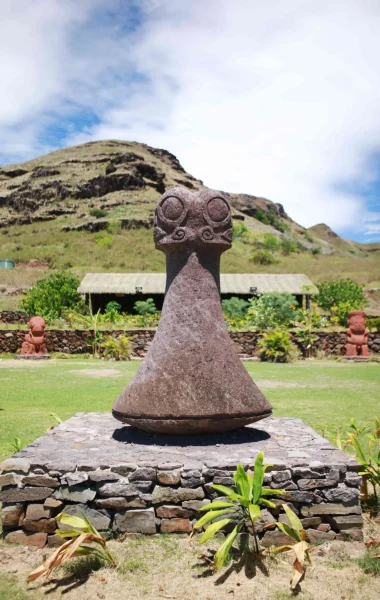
[154,187,232,253]
[28,316,46,335]
[347,310,366,334]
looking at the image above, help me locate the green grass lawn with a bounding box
[0,359,379,462]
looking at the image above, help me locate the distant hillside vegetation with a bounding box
[0,140,379,311]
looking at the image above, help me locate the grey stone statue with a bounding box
[113,187,272,433]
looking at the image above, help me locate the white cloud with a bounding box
[1,0,380,236]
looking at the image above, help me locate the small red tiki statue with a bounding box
[21,316,48,355]
[345,310,369,357]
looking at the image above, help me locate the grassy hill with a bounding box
[0,140,379,311]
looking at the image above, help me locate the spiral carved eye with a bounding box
[201,226,214,241]
[172,227,186,240]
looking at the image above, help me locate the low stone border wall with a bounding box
[232,330,380,356]
[0,310,27,324]
[1,328,379,356]
[0,414,363,548]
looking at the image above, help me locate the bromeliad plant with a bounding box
[193,451,286,569]
[27,512,117,583]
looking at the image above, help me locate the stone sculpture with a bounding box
[345,310,369,358]
[113,187,272,434]
[21,316,48,356]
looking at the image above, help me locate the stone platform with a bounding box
[0,414,363,547]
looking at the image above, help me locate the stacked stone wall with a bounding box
[0,414,364,548]
[1,327,379,356]
[0,310,27,324]
[0,455,363,548]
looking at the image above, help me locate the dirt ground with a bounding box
[0,513,379,600]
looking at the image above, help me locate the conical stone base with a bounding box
[113,188,272,434]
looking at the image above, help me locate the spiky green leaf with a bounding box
[56,513,87,530]
[260,488,286,496]
[252,451,265,503]
[200,518,232,543]
[259,498,276,508]
[234,464,250,499]
[199,500,235,512]
[282,504,303,532]
[210,484,236,498]
[214,524,241,570]
[194,509,234,529]
[55,529,82,538]
[248,503,261,522]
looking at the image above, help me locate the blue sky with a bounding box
[1,0,380,242]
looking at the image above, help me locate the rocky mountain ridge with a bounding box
[0,140,299,236]
[0,140,378,260]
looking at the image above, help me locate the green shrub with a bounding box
[127,313,161,328]
[250,250,278,265]
[21,271,84,320]
[100,335,131,360]
[258,330,298,362]
[367,317,380,331]
[106,301,121,314]
[89,208,107,219]
[247,293,299,329]
[222,297,249,318]
[134,297,157,315]
[254,208,288,232]
[261,233,280,252]
[296,306,324,329]
[311,246,321,255]
[330,301,360,327]
[279,238,298,255]
[93,232,113,247]
[254,208,270,225]
[232,221,249,241]
[316,278,367,327]
[316,278,366,312]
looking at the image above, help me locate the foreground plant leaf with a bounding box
[214,525,241,569]
[27,512,116,583]
[200,518,233,543]
[269,505,312,590]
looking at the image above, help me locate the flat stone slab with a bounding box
[7,413,359,471]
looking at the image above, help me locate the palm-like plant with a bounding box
[27,513,116,583]
[269,503,312,589]
[193,451,286,569]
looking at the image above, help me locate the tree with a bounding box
[316,278,366,316]
[134,297,157,315]
[247,292,299,329]
[21,271,84,320]
[222,297,249,318]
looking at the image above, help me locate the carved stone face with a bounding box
[348,311,366,334]
[28,316,46,335]
[154,188,232,252]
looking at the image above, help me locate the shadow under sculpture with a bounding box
[113,187,272,434]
